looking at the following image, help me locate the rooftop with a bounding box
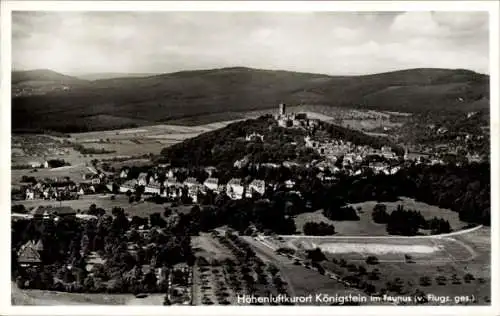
[228,178,242,186]
[204,177,219,184]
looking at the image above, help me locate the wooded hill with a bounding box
[12,67,489,133]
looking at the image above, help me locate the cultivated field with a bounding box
[293,197,469,236]
[11,119,241,172]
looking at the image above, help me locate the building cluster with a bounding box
[118,167,268,202]
[274,103,319,129]
[22,173,106,201]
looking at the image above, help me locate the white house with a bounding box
[166,170,175,178]
[137,173,148,186]
[285,179,295,189]
[247,179,266,197]
[188,184,202,203]
[183,177,199,188]
[164,177,179,187]
[226,178,244,200]
[120,180,137,193]
[203,177,219,192]
[91,176,101,185]
[145,181,162,195]
[30,161,42,168]
[120,168,129,179]
[25,188,35,200]
[389,166,401,175]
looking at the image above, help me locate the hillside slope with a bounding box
[12,67,489,133]
[12,69,88,97]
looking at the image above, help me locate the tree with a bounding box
[428,217,452,235]
[307,248,327,262]
[366,256,379,265]
[463,273,475,283]
[435,275,447,285]
[142,271,158,293]
[364,283,376,295]
[163,207,172,218]
[372,203,389,224]
[419,276,432,287]
[303,222,335,236]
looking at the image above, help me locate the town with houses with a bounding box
[14,103,486,209]
[11,102,490,306]
[8,8,493,309]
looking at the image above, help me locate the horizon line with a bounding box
[11,65,490,79]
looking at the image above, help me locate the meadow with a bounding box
[293,197,469,236]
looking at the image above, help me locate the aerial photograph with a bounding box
[8,8,492,307]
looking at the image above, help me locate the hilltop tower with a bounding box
[279,103,286,116]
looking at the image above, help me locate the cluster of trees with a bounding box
[372,204,389,224]
[46,159,70,168]
[185,193,297,236]
[372,204,452,236]
[303,222,336,236]
[73,143,116,155]
[12,204,28,214]
[12,206,194,293]
[327,163,489,226]
[385,206,427,236]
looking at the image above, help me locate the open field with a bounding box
[11,282,165,305]
[272,226,491,305]
[282,235,476,263]
[68,120,241,142]
[11,282,129,305]
[11,194,192,217]
[11,119,241,170]
[11,163,89,185]
[294,197,469,236]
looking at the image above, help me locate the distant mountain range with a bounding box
[11,67,490,133]
[72,72,161,81]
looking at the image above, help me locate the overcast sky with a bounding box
[12,11,489,75]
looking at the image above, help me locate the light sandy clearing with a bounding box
[315,242,443,255]
[118,129,149,134]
